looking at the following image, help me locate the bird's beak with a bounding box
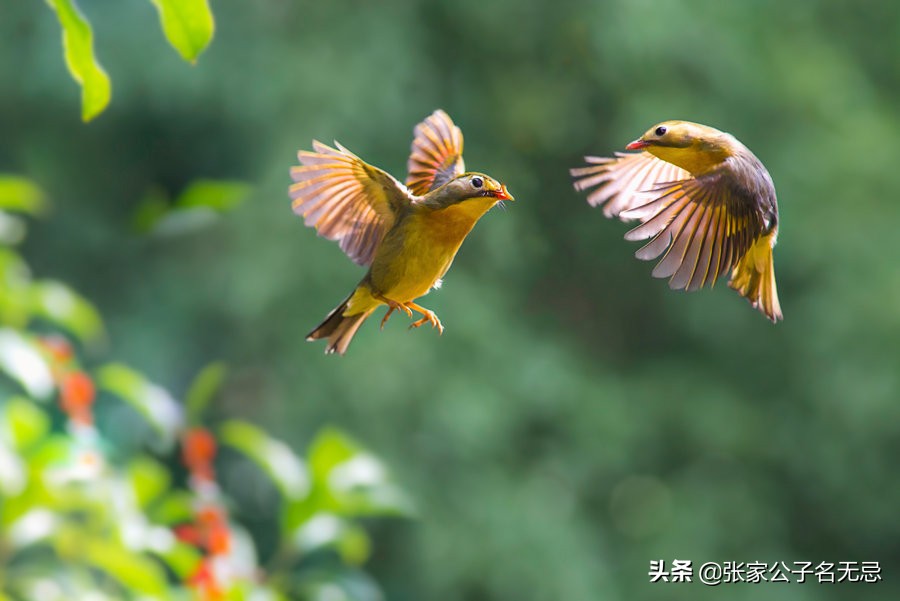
[626,138,650,150]
[492,184,514,201]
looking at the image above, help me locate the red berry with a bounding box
[60,371,95,425]
[183,428,217,481]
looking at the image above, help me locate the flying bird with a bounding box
[291,110,514,354]
[571,120,782,322]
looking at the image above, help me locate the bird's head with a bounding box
[625,120,733,174]
[426,173,514,210]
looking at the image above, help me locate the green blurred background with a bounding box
[4,0,900,599]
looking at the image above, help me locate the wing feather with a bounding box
[571,152,690,219]
[652,199,702,279]
[671,198,713,290]
[290,140,411,266]
[619,174,765,291]
[690,204,719,291]
[406,110,465,195]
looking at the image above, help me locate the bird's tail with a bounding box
[306,295,374,355]
[729,231,782,322]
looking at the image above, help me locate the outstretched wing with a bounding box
[406,109,465,195]
[290,141,412,266]
[571,152,688,219]
[621,171,765,292]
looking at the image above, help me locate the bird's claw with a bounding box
[380,307,394,330]
[379,300,413,330]
[408,310,444,334]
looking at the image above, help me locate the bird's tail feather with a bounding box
[729,231,782,322]
[306,296,374,355]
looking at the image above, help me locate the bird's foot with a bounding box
[380,307,394,330]
[406,302,444,335]
[375,295,413,329]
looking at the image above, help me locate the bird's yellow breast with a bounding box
[368,197,496,302]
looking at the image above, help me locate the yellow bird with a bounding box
[571,120,782,322]
[291,110,513,354]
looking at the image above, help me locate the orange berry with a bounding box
[60,371,95,425]
[173,524,202,545]
[187,559,226,601]
[183,428,217,481]
[207,524,231,556]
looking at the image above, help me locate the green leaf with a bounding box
[4,509,59,549]
[44,0,111,122]
[296,568,383,601]
[150,490,195,525]
[0,212,28,246]
[0,249,32,328]
[293,513,372,566]
[134,180,250,237]
[308,428,362,479]
[153,540,202,580]
[1,397,51,451]
[219,420,309,500]
[96,363,183,450]
[147,206,220,237]
[23,434,73,472]
[185,361,227,423]
[131,186,170,234]
[128,456,171,508]
[0,440,26,496]
[307,427,414,518]
[29,280,104,345]
[175,180,250,212]
[0,329,55,400]
[150,0,215,64]
[0,176,48,216]
[76,537,169,596]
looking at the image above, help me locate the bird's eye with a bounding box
[471,176,484,189]
[655,126,667,137]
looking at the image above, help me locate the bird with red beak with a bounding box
[291,110,515,354]
[572,120,782,322]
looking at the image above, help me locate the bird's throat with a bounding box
[415,197,495,246]
[648,143,731,176]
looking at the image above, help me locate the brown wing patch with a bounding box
[406,110,465,195]
[290,141,411,266]
[571,152,689,219]
[622,175,763,291]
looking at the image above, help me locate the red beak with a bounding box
[493,184,513,201]
[625,139,650,150]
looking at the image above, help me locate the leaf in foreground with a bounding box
[150,0,215,63]
[45,0,111,121]
[0,177,48,216]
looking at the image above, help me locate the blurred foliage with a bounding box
[42,0,214,121]
[0,186,409,599]
[3,1,900,600]
[43,0,111,121]
[133,180,253,236]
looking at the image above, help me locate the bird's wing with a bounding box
[571,152,688,219]
[620,170,765,292]
[290,141,412,266]
[406,109,465,195]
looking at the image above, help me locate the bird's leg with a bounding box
[405,301,444,334]
[373,293,412,329]
[380,307,395,330]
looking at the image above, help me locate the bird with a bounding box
[571,120,782,322]
[290,110,514,355]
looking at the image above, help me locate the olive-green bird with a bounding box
[290,110,513,354]
[571,120,782,322]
